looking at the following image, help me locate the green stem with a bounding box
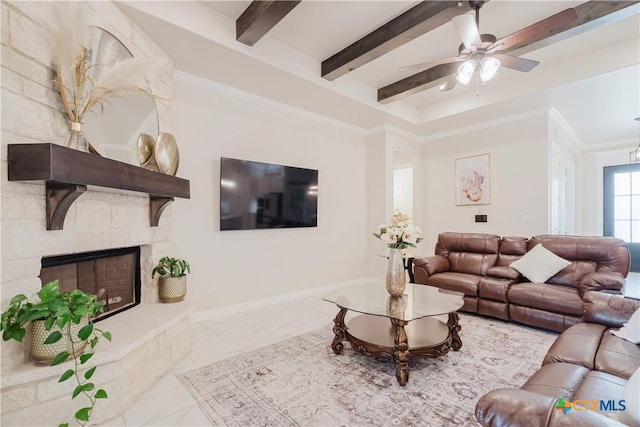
[66,322,99,427]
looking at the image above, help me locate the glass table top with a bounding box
[322,281,464,321]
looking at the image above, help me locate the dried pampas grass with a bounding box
[33,2,158,123]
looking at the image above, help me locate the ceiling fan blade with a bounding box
[492,53,539,72]
[494,8,578,51]
[452,13,481,49]
[439,75,458,92]
[398,56,464,73]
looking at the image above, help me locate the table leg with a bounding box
[448,312,462,351]
[331,307,348,354]
[392,318,410,386]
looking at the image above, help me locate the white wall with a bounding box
[171,74,369,312]
[421,112,550,252]
[548,109,582,235]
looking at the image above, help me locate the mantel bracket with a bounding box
[150,196,174,227]
[46,183,88,230]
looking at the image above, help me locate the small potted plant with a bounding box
[0,279,112,426]
[152,256,190,303]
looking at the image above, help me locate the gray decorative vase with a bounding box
[159,276,187,303]
[386,248,406,297]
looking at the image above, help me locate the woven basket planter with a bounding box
[31,317,88,366]
[159,275,187,303]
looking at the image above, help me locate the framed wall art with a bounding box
[455,153,491,205]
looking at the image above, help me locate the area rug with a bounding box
[180,314,557,426]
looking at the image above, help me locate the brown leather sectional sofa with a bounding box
[475,291,640,426]
[413,232,630,332]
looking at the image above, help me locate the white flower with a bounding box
[373,212,422,249]
[402,231,418,245]
[384,233,398,245]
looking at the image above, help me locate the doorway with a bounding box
[603,163,640,271]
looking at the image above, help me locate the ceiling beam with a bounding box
[321,1,474,81]
[377,0,640,104]
[236,1,301,47]
[378,63,459,104]
[499,0,640,56]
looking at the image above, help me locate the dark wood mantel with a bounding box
[8,143,191,230]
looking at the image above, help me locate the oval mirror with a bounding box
[83,28,158,165]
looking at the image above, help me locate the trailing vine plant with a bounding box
[0,280,112,426]
[51,320,112,427]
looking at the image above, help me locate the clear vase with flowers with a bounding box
[373,211,423,296]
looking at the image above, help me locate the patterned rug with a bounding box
[180,314,557,426]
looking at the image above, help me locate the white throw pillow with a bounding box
[618,367,640,426]
[510,244,571,283]
[612,308,640,344]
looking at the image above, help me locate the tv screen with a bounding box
[220,157,318,230]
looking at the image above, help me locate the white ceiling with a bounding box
[119,1,640,148]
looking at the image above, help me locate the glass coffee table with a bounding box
[322,281,464,386]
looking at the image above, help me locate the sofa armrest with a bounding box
[412,255,450,283]
[579,272,624,296]
[583,291,640,328]
[475,389,625,427]
[486,266,520,280]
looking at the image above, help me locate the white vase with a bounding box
[386,248,406,297]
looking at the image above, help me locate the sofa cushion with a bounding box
[496,236,529,266]
[572,370,627,404]
[522,362,590,399]
[595,332,640,380]
[426,272,480,296]
[508,283,583,316]
[435,232,499,276]
[486,266,520,280]
[478,277,510,302]
[543,323,607,369]
[510,244,571,283]
[611,307,640,344]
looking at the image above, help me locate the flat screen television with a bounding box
[220,157,318,230]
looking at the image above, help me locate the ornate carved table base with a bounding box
[331,308,462,386]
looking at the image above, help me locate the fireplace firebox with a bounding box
[40,246,141,320]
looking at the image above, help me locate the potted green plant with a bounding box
[0,279,112,426]
[152,256,191,303]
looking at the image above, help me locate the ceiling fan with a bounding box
[398,1,579,92]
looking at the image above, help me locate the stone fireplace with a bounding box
[0,2,193,425]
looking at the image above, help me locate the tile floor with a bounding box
[102,273,640,426]
[102,295,338,426]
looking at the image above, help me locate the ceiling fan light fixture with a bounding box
[479,56,500,82]
[456,59,476,85]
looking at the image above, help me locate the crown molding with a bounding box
[364,125,423,142]
[420,108,550,143]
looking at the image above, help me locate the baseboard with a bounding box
[191,277,378,323]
